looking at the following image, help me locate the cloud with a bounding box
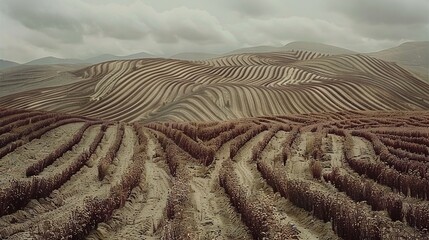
[0,0,427,62]
[229,16,361,49]
[0,0,237,62]
[229,0,278,17]
[329,0,429,25]
[326,0,429,41]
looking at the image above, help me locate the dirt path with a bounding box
[88,129,171,240]
[287,132,311,177]
[350,136,377,163]
[328,134,344,168]
[233,130,269,188]
[188,136,252,239]
[107,125,136,183]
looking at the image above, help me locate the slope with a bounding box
[0,51,428,122]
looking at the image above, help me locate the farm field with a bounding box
[1,0,428,238]
[0,108,428,239]
[1,50,428,122]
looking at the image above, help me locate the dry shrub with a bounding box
[310,160,322,179]
[281,127,299,164]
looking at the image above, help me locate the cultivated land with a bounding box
[1,50,428,122]
[0,108,429,239]
[0,45,429,239]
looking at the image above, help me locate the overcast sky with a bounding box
[1,0,428,63]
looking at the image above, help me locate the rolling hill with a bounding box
[85,52,156,64]
[0,64,87,98]
[369,41,429,81]
[25,56,87,66]
[0,42,429,240]
[0,50,428,122]
[170,52,220,61]
[226,41,356,56]
[0,60,20,70]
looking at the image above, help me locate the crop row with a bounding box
[0,124,106,217]
[219,160,298,239]
[98,124,125,180]
[146,123,215,165]
[26,122,95,176]
[256,157,423,239]
[34,133,147,239]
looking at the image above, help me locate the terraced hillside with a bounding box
[1,51,428,122]
[1,107,429,239]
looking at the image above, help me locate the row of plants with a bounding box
[149,130,194,176]
[98,124,125,180]
[256,156,423,239]
[0,123,107,217]
[33,131,148,239]
[146,123,215,165]
[163,167,197,239]
[219,160,299,239]
[281,126,300,164]
[0,112,43,129]
[229,124,268,159]
[205,123,254,151]
[0,118,92,159]
[26,122,97,176]
[250,126,281,162]
[352,130,429,179]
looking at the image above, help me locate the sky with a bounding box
[0,0,428,63]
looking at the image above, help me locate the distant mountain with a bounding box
[170,52,220,61]
[225,41,356,56]
[25,56,86,65]
[124,52,156,60]
[85,54,120,64]
[369,41,429,81]
[281,41,356,55]
[370,41,429,66]
[225,45,281,55]
[0,59,20,70]
[24,52,156,66]
[85,52,156,64]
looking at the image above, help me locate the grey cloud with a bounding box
[230,0,277,17]
[0,0,427,63]
[329,0,429,25]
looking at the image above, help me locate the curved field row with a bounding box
[1,108,429,239]
[0,51,428,122]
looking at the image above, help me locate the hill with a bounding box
[226,41,356,56]
[0,107,428,239]
[281,41,356,55]
[86,52,156,64]
[369,41,429,81]
[170,52,219,61]
[25,56,86,65]
[0,50,428,122]
[0,60,20,70]
[0,64,87,97]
